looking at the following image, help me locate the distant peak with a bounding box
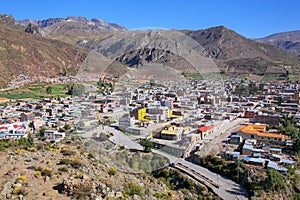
[66,16,88,22]
[214,25,227,29]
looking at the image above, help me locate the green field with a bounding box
[0,83,71,100]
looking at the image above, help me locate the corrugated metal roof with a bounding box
[272,154,282,159]
[243,144,253,150]
[281,159,295,165]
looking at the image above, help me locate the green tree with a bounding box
[27,134,34,146]
[63,124,71,131]
[279,116,299,139]
[249,81,258,94]
[234,84,246,97]
[140,138,153,153]
[150,79,155,87]
[39,127,46,136]
[293,138,300,154]
[46,86,53,95]
[265,169,286,191]
[259,83,264,91]
[67,84,85,96]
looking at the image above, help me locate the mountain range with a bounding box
[0,14,299,87]
[255,30,300,58]
[19,16,126,44]
[184,27,299,77]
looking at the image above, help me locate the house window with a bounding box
[251,135,254,139]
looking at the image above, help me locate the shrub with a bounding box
[17,176,27,183]
[35,171,41,176]
[58,158,84,169]
[124,183,143,196]
[75,173,84,179]
[41,167,52,177]
[108,166,118,176]
[58,166,68,173]
[119,145,125,150]
[73,183,93,199]
[12,185,23,195]
[71,159,84,169]
[60,148,75,156]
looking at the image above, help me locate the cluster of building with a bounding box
[0,78,299,172]
[0,97,98,142]
[225,123,294,173]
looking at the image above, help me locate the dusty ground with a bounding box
[0,136,217,200]
[0,141,75,200]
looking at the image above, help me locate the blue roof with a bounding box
[276,166,288,172]
[281,159,295,165]
[243,144,253,150]
[231,135,241,138]
[267,161,278,169]
[249,157,266,164]
[263,160,289,172]
[252,148,265,153]
[272,154,282,159]
[253,153,261,157]
[244,141,253,145]
[270,148,282,152]
[242,156,251,161]
[243,156,266,164]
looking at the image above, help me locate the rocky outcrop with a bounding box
[24,23,40,35]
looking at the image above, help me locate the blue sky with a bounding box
[0,0,299,38]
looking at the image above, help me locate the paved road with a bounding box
[178,160,248,200]
[80,124,248,200]
[199,118,246,156]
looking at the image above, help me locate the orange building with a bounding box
[237,124,289,144]
[0,97,9,103]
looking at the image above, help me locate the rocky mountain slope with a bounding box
[255,30,300,58]
[0,17,88,87]
[184,27,300,78]
[77,26,300,79]
[1,13,300,83]
[19,16,126,44]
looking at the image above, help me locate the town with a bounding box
[0,77,299,199]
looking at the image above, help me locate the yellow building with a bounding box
[137,108,146,120]
[168,109,173,118]
[161,126,180,140]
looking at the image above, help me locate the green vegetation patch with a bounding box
[0,83,71,100]
[113,150,169,173]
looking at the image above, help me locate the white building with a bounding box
[0,122,29,139]
[44,130,65,142]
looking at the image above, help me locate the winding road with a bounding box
[80,123,248,200]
